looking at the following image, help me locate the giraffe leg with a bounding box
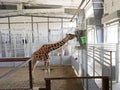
[44,60,50,72]
[47,60,50,72]
[44,61,48,72]
[31,59,37,81]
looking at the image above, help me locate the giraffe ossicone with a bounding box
[31,34,76,74]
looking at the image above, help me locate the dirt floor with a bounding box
[0,65,84,90]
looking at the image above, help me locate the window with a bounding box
[104,22,119,43]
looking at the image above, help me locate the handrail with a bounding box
[88,46,111,65]
[0,57,30,62]
[87,45,113,90]
[88,44,116,52]
[87,54,111,66]
[42,76,109,90]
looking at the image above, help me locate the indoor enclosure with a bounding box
[0,0,120,90]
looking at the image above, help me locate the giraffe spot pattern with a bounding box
[31,34,75,71]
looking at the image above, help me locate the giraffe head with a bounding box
[66,34,76,40]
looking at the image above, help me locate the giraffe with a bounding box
[31,34,76,73]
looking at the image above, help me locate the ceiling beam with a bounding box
[70,0,85,21]
[0,4,62,10]
[0,14,76,20]
[0,5,17,10]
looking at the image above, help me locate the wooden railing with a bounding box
[0,57,30,62]
[39,76,109,90]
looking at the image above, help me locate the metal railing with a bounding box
[87,45,113,90]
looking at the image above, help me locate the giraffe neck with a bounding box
[49,37,69,51]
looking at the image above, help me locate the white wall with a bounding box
[104,0,120,14]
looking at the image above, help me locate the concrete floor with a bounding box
[0,65,84,90]
[113,82,120,90]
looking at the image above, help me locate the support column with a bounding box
[31,16,34,43]
[93,0,104,43]
[48,17,50,43]
[29,60,33,89]
[61,18,63,65]
[8,17,11,44]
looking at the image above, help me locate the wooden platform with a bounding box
[0,65,84,90]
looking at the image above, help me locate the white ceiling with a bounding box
[0,0,82,17]
[0,0,81,8]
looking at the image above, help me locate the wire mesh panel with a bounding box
[0,29,11,57]
[23,29,32,57]
[11,30,24,57]
[0,28,33,58]
[49,29,62,56]
[32,22,48,52]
